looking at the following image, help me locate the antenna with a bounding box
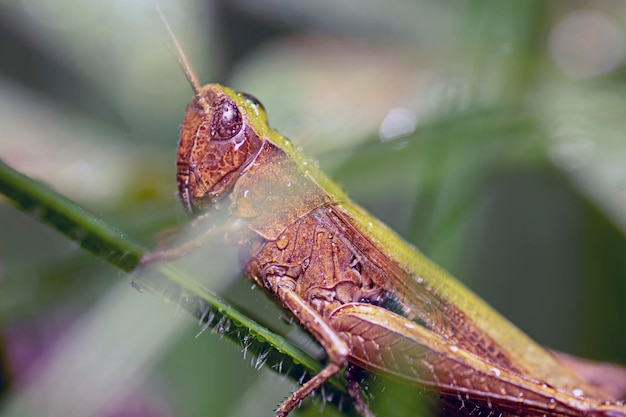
[153,0,204,101]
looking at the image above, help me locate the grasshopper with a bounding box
[150,6,626,417]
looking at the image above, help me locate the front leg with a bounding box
[267,275,374,417]
[141,212,247,265]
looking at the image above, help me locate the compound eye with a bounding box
[210,98,243,140]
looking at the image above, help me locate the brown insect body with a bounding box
[151,6,623,416]
[173,81,626,417]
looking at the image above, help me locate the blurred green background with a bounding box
[1,0,626,416]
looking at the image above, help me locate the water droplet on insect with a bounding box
[572,388,584,397]
[234,136,245,150]
[491,367,501,377]
[416,277,424,284]
[285,180,291,187]
[517,392,525,403]
[449,345,459,353]
[243,189,250,198]
[547,398,556,410]
[277,234,289,250]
